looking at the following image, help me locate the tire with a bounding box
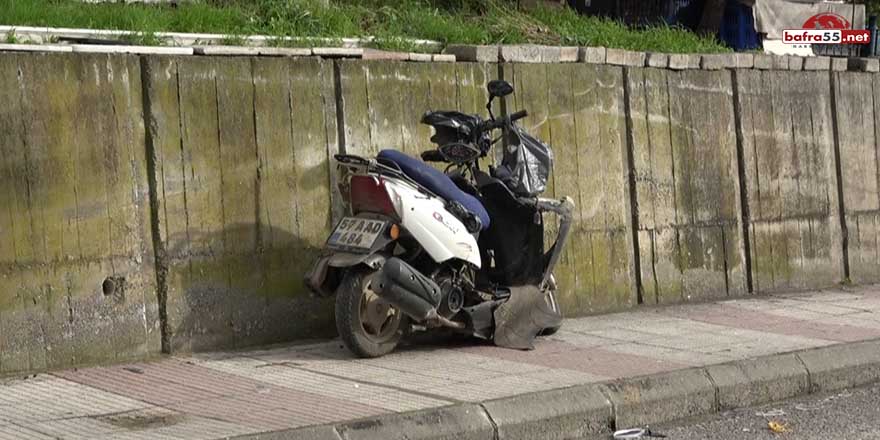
[538,287,562,336]
[335,269,408,358]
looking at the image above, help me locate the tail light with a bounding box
[350,175,397,218]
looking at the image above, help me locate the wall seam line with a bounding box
[138,55,170,354]
[829,70,852,281]
[731,69,754,293]
[622,66,644,305]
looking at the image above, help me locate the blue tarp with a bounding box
[719,1,762,51]
[568,0,763,51]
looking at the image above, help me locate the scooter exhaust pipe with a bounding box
[373,258,465,329]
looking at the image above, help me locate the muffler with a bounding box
[373,258,464,329]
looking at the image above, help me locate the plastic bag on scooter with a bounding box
[493,125,553,197]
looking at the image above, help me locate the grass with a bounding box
[0,0,730,53]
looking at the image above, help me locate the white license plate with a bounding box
[327,217,386,251]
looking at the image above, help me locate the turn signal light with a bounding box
[389,224,400,240]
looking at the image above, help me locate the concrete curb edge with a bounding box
[231,339,880,440]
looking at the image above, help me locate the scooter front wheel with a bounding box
[335,269,408,358]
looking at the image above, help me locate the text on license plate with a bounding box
[327,217,386,250]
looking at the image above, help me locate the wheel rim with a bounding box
[358,276,402,343]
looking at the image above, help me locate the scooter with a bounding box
[305,79,574,357]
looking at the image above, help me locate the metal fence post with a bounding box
[868,15,878,57]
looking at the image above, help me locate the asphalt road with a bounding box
[647,383,880,440]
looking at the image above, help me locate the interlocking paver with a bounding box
[518,367,605,387]
[349,389,454,412]
[603,342,735,366]
[221,364,444,412]
[0,424,55,440]
[16,417,123,440]
[610,317,731,336]
[0,376,148,423]
[544,330,622,347]
[2,286,879,439]
[668,303,880,342]
[461,340,688,379]
[575,327,666,343]
[420,373,553,402]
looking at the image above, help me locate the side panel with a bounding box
[384,179,482,267]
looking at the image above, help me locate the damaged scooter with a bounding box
[305,79,574,357]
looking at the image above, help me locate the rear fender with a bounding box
[304,252,387,298]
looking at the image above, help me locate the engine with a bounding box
[433,266,473,319]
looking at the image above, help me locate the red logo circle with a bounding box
[803,13,851,30]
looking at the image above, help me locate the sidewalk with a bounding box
[3,285,880,440]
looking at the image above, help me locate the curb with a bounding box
[231,339,880,439]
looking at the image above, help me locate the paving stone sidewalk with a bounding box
[3,285,880,439]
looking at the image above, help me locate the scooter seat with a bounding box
[378,149,490,231]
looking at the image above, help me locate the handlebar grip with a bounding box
[421,150,445,162]
[509,110,528,122]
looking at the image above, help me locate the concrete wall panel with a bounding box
[143,56,337,353]
[628,68,745,304]
[834,72,880,283]
[509,63,635,314]
[737,70,844,292]
[0,53,159,375]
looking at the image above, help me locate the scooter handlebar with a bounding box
[484,110,528,131]
[508,110,528,123]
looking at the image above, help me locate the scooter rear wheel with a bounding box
[335,269,408,358]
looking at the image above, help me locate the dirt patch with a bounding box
[96,411,185,430]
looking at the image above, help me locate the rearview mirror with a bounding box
[487,80,514,98]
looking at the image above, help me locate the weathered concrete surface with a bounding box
[337,60,490,159]
[482,384,613,440]
[833,72,880,284]
[337,404,494,440]
[705,353,810,410]
[737,70,845,292]
[0,53,160,375]
[628,68,746,304]
[7,51,880,373]
[142,56,338,352]
[797,339,880,392]
[602,368,717,428]
[507,63,636,314]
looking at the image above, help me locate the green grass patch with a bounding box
[0,0,729,53]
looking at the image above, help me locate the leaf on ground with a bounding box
[768,420,789,434]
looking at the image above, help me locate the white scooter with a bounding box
[305,80,574,357]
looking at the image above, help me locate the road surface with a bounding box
[652,382,880,440]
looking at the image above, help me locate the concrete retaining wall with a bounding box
[0,53,159,374]
[2,51,878,374]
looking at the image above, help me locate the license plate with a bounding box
[327,217,386,251]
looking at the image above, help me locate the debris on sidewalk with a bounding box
[756,409,786,417]
[613,427,668,438]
